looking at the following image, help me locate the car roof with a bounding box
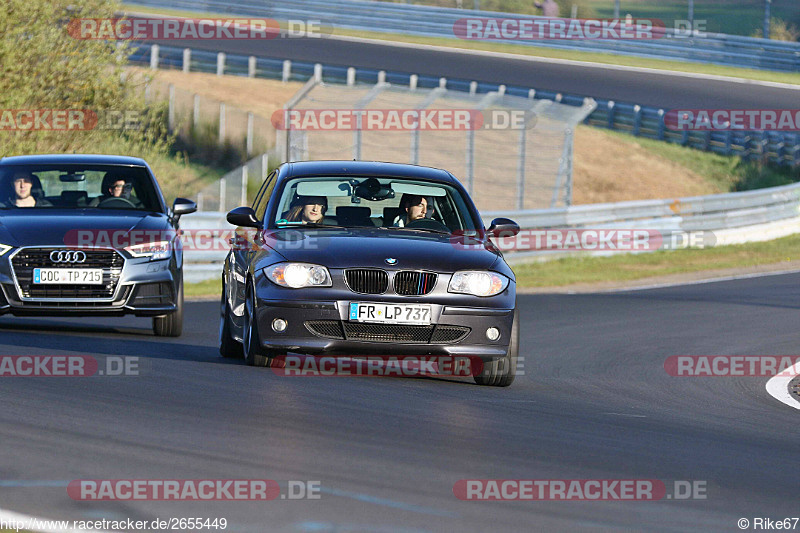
[0,154,148,166]
[279,161,457,184]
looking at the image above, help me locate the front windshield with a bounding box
[0,164,162,211]
[273,176,478,232]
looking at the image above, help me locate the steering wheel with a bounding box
[98,196,137,208]
[406,218,450,233]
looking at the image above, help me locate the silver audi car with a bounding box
[0,154,196,336]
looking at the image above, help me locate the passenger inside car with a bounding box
[285,195,328,224]
[2,171,53,208]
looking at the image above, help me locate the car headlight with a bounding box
[448,271,509,297]
[0,244,13,257]
[264,263,332,288]
[124,241,172,261]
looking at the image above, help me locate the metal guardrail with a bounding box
[180,181,800,279]
[130,43,800,167]
[126,0,800,73]
[483,181,800,231]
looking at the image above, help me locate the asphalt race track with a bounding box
[140,31,800,109]
[1,273,798,531]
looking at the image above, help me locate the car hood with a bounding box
[261,228,500,271]
[0,211,169,248]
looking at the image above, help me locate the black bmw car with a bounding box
[220,161,520,386]
[0,154,196,336]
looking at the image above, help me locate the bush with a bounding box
[752,17,800,41]
[0,0,207,203]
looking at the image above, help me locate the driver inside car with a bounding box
[90,174,138,207]
[393,194,427,227]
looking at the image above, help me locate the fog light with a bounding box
[486,327,500,341]
[272,318,287,332]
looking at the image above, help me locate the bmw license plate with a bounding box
[349,302,431,325]
[33,268,103,285]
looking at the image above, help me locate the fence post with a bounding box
[197,192,204,212]
[218,103,226,146]
[347,67,356,86]
[216,52,225,76]
[378,70,386,84]
[606,100,615,129]
[632,104,642,136]
[314,63,322,82]
[528,89,536,99]
[469,81,477,96]
[193,94,200,129]
[248,56,257,78]
[182,48,191,73]
[465,128,474,195]
[219,177,227,213]
[241,166,249,207]
[516,124,527,210]
[282,60,292,82]
[439,77,447,89]
[246,112,254,157]
[261,153,269,181]
[149,44,159,69]
[657,109,665,140]
[168,84,175,131]
[409,74,418,91]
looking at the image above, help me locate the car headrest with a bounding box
[60,190,89,206]
[336,206,373,226]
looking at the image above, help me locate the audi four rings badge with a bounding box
[50,250,87,263]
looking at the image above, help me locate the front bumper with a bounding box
[0,254,179,317]
[253,297,515,361]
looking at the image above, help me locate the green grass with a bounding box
[121,4,800,86]
[513,232,800,288]
[185,276,221,299]
[592,128,799,193]
[584,0,799,37]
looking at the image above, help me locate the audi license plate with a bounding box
[349,302,431,325]
[33,268,103,285]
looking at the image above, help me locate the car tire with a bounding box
[242,281,271,367]
[152,280,184,337]
[473,309,518,387]
[219,278,241,358]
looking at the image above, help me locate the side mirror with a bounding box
[227,206,259,228]
[172,198,197,220]
[487,217,520,238]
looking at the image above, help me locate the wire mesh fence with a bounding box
[278,80,596,210]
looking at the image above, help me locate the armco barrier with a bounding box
[181,182,800,280]
[125,0,800,73]
[130,43,800,167]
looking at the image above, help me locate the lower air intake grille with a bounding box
[304,320,470,344]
